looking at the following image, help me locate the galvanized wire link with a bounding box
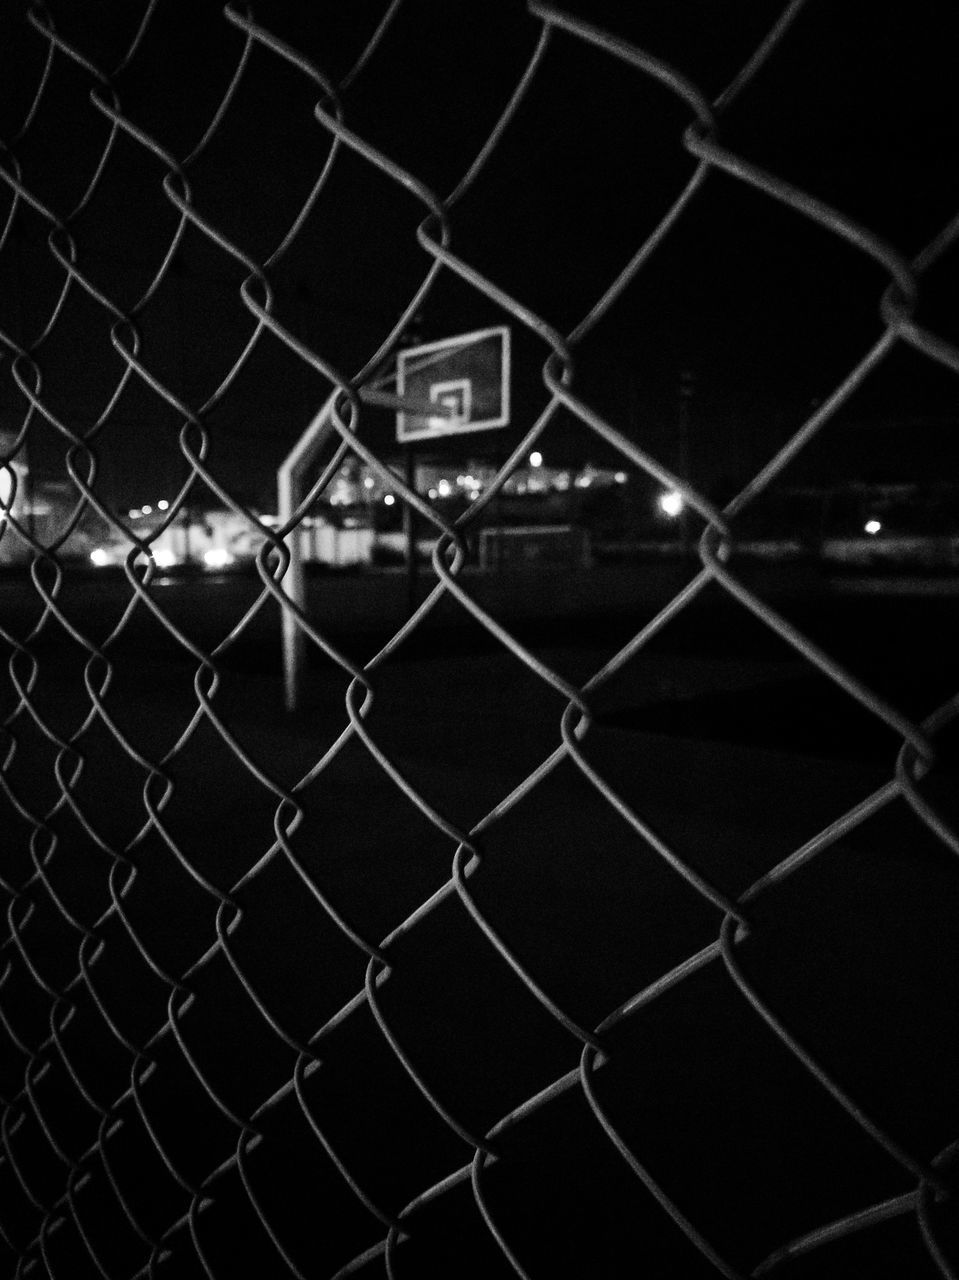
[1,1,958,1277]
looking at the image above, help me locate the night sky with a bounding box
[2,0,958,512]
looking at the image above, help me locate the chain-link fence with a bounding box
[2,2,958,1276]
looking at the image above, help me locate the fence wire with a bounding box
[1,2,958,1277]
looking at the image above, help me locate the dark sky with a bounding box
[2,0,959,510]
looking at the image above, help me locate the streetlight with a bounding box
[658,490,684,518]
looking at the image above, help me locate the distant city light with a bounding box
[0,466,12,507]
[529,451,543,468]
[89,548,111,567]
[658,490,684,518]
[428,488,438,499]
[154,549,177,568]
[129,508,142,519]
[437,478,452,497]
[363,476,375,490]
[141,504,153,515]
[614,471,628,484]
[203,548,234,568]
[383,493,396,506]
[157,499,170,511]
[864,518,882,535]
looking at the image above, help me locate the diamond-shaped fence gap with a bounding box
[330,0,542,199]
[165,950,298,1124]
[75,908,174,1050]
[8,298,128,444]
[0,217,74,353]
[461,752,722,1028]
[593,957,910,1272]
[730,809,959,1161]
[141,715,282,892]
[476,1077,727,1280]
[131,1030,244,1191]
[361,885,579,1142]
[0,1160,41,1261]
[107,2,248,163]
[716,1,959,249]
[180,1155,311,1280]
[0,1096,69,1218]
[446,30,697,331]
[52,1163,149,1280]
[0,10,52,133]
[50,977,140,1101]
[351,638,575,828]
[0,781,41,888]
[63,128,192,314]
[2,879,81,995]
[216,1095,388,1280]
[294,1003,472,1224]
[197,316,331,483]
[571,718,890,895]
[382,1173,519,1280]
[113,826,220,982]
[97,1091,196,1244]
[1,45,115,219]
[286,731,472,943]
[23,811,114,928]
[14,1050,102,1167]
[0,952,51,1058]
[227,861,374,1050]
[237,147,440,368]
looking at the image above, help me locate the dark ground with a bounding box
[2,564,958,1277]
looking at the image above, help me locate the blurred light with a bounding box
[383,493,396,506]
[157,499,170,511]
[529,451,543,468]
[0,466,12,507]
[428,488,438,499]
[203,548,234,569]
[129,508,142,519]
[864,518,882,535]
[154,549,177,568]
[141,505,153,516]
[658,490,684,518]
[90,548,111,567]
[614,471,628,484]
[575,474,592,488]
[437,479,452,497]
[363,476,375,490]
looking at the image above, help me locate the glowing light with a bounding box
[428,488,438,499]
[203,548,234,569]
[363,476,375,490]
[0,466,12,507]
[658,490,684,518]
[154,549,177,568]
[437,479,452,497]
[383,493,396,506]
[157,499,170,511]
[90,548,111,567]
[129,508,142,519]
[864,518,882,535]
[614,471,628,484]
[529,451,543,468]
[141,505,153,516]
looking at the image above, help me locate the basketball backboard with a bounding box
[396,325,510,443]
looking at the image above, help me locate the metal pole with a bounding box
[277,392,337,712]
[678,369,694,559]
[403,444,417,615]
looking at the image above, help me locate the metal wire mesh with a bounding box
[1,1,958,1276]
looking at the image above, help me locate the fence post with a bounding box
[277,391,338,712]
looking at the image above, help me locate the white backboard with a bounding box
[396,326,510,443]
